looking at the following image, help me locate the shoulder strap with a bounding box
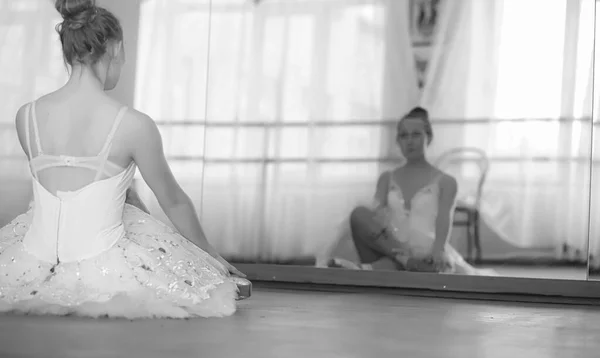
[97,106,128,156]
[24,103,40,179]
[30,101,44,155]
[94,107,128,181]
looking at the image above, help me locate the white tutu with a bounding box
[0,205,238,319]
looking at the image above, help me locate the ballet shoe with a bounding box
[232,276,252,300]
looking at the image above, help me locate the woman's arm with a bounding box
[373,171,391,209]
[126,111,244,277]
[433,174,458,251]
[126,111,222,259]
[124,110,245,277]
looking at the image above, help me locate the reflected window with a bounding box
[135,0,387,180]
[491,0,594,160]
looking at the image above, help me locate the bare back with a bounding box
[15,90,133,195]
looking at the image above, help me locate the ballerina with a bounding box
[349,107,497,276]
[0,0,248,319]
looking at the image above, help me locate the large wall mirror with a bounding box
[196,0,599,287]
[1,0,599,298]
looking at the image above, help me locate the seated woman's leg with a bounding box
[349,206,408,270]
[349,206,438,272]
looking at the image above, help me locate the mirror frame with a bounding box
[187,0,599,303]
[234,263,600,302]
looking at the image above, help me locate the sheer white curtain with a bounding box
[134,0,418,261]
[0,1,66,226]
[4,0,599,267]
[422,0,595,262]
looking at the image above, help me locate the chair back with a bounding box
[434,147,489,209]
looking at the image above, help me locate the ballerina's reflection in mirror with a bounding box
[349,107,496,275]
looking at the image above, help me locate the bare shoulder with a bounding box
[378,169,399,189]
[120,108,161,144]
[14,103,30,129]
[437,170,458,193]
[14,102,32,156]
[378,170,392,183]
[122,107,154,129]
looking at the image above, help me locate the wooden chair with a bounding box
[434,148,489,263]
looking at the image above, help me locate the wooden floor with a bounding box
[0,283,598,358]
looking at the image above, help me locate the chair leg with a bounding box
[466,214,473,262]
[474,211,482,263]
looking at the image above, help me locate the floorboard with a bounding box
[0,284,598,358]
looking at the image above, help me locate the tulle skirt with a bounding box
[0,205,238,319]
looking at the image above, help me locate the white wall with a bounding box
[98,0,142,106]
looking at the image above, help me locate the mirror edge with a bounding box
[235,263,600,302]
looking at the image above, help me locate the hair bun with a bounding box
[55,0,97,29]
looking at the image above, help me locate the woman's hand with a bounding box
[215,255,246,278]
[428,244,450,272]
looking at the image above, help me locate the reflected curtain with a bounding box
[134,0,419,261]
[6,0,597,266]
[588,3,600,272]
[0,1,66,226]
[422,0,595,262]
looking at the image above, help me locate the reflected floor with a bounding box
[235,257,590,280]
[321,258,588,280]
[481,265,587,280]
[1,283,598,358]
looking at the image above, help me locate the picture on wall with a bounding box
[409,0,441,46]
[410,0,442,90]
